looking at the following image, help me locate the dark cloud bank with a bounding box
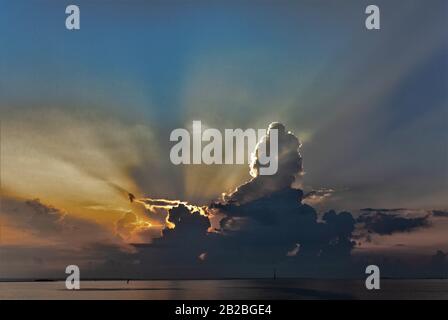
[3,123,446,279]
[357,210,430,235]
[123,123,446,279]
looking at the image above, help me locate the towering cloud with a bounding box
[204,123,357,270]
[223,122,302,204]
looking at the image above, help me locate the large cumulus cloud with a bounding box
[210,123,354,264]
[132,123,446,278]
[131,123,359,278]
[212,188,356,267]
[223,122,302,204]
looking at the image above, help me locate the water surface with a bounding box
[0,279,447,300]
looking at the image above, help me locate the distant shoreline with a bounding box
[0,277,446,283]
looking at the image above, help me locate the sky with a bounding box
[0,0,447,279]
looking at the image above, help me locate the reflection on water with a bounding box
[0,279,447,300]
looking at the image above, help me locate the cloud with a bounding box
[0,196,138,278]
[3,122,445,279]
[126,204,216,277]
[155,204,211,245]
[357,210,430,235]
[286,244,300,257]
[430,250,447,277]
[115,211,152,241]
[131,123,444,278]
[123,124,359,278]
[207,189,357,278]
[303,188,336,205]
[222,122,302,204]
[360,208,407,213]
[116,212,138,239]
[1,197,119,245]
[205,124,357,272]
[432,210,448,218]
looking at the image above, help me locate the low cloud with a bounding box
[158,204,211,242]
[357,210,430,235]
[430,250,447,277]
[432,210,448,218]
[303,188,336,205]
[0,197,136,278]
[1,197,119,245]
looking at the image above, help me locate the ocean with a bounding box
[0,279,447,300]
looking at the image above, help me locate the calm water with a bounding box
[0,279,447,300]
